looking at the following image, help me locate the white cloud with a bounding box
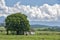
[0,0,8,17]
[0,0,5,7]
[0,0,60,22]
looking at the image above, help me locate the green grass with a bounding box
[0,35,60,40]
[0,27,60,40]
[0,31,60,40]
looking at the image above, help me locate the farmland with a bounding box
[0,34,60,40]
[0,27,60,40]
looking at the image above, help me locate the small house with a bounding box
[24,29,35,35]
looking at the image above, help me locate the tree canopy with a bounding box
[5,13,30,35]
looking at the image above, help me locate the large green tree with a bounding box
[5,13,30,35]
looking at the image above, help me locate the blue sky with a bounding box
[5,0,60,7]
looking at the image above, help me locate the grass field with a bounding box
[0,34,60,40]
[0,27,60,40]
[0,31,60,40]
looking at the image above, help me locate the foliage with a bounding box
[5,13,30,35]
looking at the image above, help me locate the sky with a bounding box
[0,0,60,26]
[5,0,60,6]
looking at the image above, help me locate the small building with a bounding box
[24,29,35,35]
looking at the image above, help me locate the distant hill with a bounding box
[30,24,60,31]
[30,25,51,28]
[0,16,5,23]
[30,24,60,28]
[0,16,5,26]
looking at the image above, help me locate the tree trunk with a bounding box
[20,31,24,35]
[16,31,24,35]
[6,30,8,35]
[16,31,19,35]
[22,31,24,35]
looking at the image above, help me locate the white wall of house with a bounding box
[30,32,35,35]
[24,31,35,35]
